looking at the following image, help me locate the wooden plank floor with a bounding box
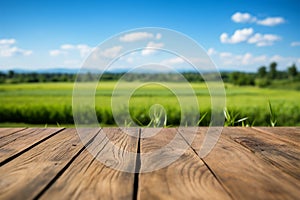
[0,127,299,200]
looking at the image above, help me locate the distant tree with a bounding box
[287,64,298,79]
[269,62,277,79]
[8,70,15,78]
[0,72,6,83]
[257,66,267,78]
[230,72,255,86]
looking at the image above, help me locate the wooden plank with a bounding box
[253,127,300,146]
[0,128,40,148]
[0,128,100,200]
[231,127,300,180]
[182,127,300,200]
[40,128,139,200]
[0,128,62,148]
[0,128,27,139]
[0,128,63,164]
[138,128,232,200]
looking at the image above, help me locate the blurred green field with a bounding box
[0,82,299,126]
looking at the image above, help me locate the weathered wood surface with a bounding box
[0,128,63,165]
[253,127,300,146]
[138,128,231,200]
[0,128,27,139]
[0,128,99,199]
[0,127,299,200]
[179,127,300,200]
[41,128,139,200]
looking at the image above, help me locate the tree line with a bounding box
[0,71,206,83]
[0,62,298,87]
[225,62,299,87]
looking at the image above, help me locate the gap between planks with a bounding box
[177,128,235,200]
[1,128,299,200]
[39,128,139,200]
[0,128,65,166]
[37,128,223,200]
[0,128,101,199]
[180,127,300,200]
[34,129,102,199]
[137,128,232,200]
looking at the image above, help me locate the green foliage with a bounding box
[255,78,271,87]
[287,64,298,79]
[268,100,277,127]
[230,72,255,86]
[258,66,267,78]
[267,80,300,90]
[0,82,300,126]
[1,62,300,88]
[147,105,167,127]
[269,62,277,79]
[197,112,208,126]
[223,107,249,127]
[2,72,76,83]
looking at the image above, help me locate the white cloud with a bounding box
[218,52,268,66]
[291,41,300,47]
[99,46,123,58]
[240,53,268,65]
[231,12,256,23]
[231,12,285,26]
[240,53,252,65]
[49,49,66,56]
[161,57,184,65]
[220,28,254,44]
[248,33,281,46]
[120,51,137,62]
[269,55,300,67]
[269,54,284,62]
[76,44,92,57]
[0,47,32,57]
[220,52,233,58]
[257,17,285,26]
[141,41,164,55]
[0,38,32,57]
[119,32,154,42]
[210,49,300,71]
[207,48,217,56]
[61,44,75,50]
[220,28,281,46]
[0,38,16,45]
[49,43,93,58]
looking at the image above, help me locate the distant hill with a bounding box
[1,67,233,74]
[0,68,80,74]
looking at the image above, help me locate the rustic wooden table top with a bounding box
[0,127,299,200]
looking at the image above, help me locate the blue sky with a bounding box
[0,0,300,72]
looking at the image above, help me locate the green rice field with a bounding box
[0,82,299,127]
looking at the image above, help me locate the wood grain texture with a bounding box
[0,128,27,139]
[182,127,300,200]
[138,128,232,200]
[0,127,299,200]
[0,128,37,148]
[253,127,300,146]
[0,128,63,164]
[40,128,139,200]
[231,127,300,180]
[0,128,99,200]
